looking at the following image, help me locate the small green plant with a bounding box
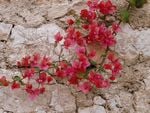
[120,0,147,23]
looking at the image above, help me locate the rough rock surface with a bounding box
[116,24,150,64]
[0,0,150,113]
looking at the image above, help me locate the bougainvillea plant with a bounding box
[0,0,123,100]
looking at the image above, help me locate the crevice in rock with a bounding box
[15,13,27,23]
[8,24,15,41]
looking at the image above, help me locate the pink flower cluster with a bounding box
[14,54,53,100]
[0,0,122,99]
[54,0,122,93]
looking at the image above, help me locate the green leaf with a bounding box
[76,19,81,26]
[90,60,97,66]
[78,73,86,79]
[135,0,147,8]
[129,0,136,7]
[13,76,25,85]
[0,82,3,86]
[98,66,105,72]
[120,10,130,23]
[19,80,25,85]
[13,76,22,81]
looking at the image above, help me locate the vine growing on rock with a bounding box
[0,0,127,100]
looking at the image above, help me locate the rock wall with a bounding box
[0,0,150,113]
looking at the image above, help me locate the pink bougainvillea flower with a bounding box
[87,0,99,11]
[59,61,68,69]
[64,38,73,49]
[40,56,51,70]
[72,54,90,73]
[47,76,53,83]
[76,46,86,55]
[100,80,110,88]
[88,71,110,88]
[78,81,92,94]
[55,32,63,43]
[109,75,116,81]
[0,76,9,86]
[80,9,96,21]
[80,9,89,19]
[11,82,20,90]
[26,88,40,100]
[76,36,85,46]
[26,84,46,100]
[108,53,115,62]
[112,60,122,75]
[88,71,104,88]
[99,0,116,15]
[23,68,35,79]
[88,50,96,58]
[78,54,90,67]
[82,24,89,30]
[112,23,121,33]
[39,87,45,94]
[68,74,79,85]
[67,19,74,25]
[65,66,75,76]
[36,72,47,84]
[72,60,84,73]
[17,55,31,67]
[25,84,32,91]
[103,63,112,70]
[30,53,41,67]
[55,69,66,78]
[105,53,122,80]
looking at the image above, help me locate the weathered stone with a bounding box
[134,91,150,113]
[144,75,150,90]
[47,5,69,20]
[51,0,68,6]
[0,23,12,41]
[111,91,134,113]
[130,2,150,29]
[49,84,76,113]
[0,69,52,113]
[116,24,150,64]
[0,0,83,27]
[70,1,87,15]
[94,96,106,106]
[78,105,106,113]
[0,108,4,113]
[6,23,65,65]
[76,92,94,107]
[0,42,5,68]
[35,106,47,113]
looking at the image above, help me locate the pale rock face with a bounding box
[0,69,52,113]
[76,92,94,107]
[47,5,69,20]
[0,108,4,113]
[78,105,106,113]
[0,74,76,113]
[94,96,106,105]
[6,23,65,66]
[0,0,83,27]
[134,91,150,113]
[49,84,76,113]
[116,24,150,64]
[0,42,6,68]
[130,2,150,29]
[144,74,150,90]
[0,23,12,41]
